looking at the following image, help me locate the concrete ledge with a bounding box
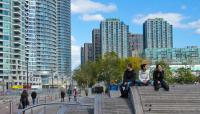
[94,94,103,114]
[129,87,144,114]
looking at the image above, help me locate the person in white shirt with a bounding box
[137,64,151,86]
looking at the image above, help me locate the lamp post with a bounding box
[51,69,54,88]
[2,75,4,95]
[61,75,63,85]
[26,58,29,89]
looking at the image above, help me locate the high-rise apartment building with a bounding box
[0,0,26,86]
[81,43,93,64]
[57,0,71,77]
[25,0,71,86]
[81,47,85,64]
[143,18,173,49]
[25,0,37,77]
[26,0,57,86]
[84,43,93,63]
[128,33,143,57]
[100,18,129,58]
[92,29,101,61]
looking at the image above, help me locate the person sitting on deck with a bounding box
[153,64,169,91]
[136,64,151,86]
[123,63,136,87]
[120,63,136,98]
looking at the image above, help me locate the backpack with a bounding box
[120,83,130,98]
[73,89,78,96]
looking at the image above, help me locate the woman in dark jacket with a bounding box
[120,63,136,98]
[31,91,37,105]
[61,90,65,102]
[123,63,136,86]
[20,90,29,109]
[153,64,169,91]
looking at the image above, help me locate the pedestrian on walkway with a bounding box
[31,91,37,105]
[153,64,169,91]
[67,87,72,102]
[20,90,29,109]
[73,87,78,102]
[60,90,65,102]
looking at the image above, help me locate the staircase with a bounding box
[130,85,200,114]
[94,90,134,114]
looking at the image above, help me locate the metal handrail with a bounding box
[18,102,93,114]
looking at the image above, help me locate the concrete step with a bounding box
[143,103,200,106]
[130,85,200,114]
[142,100,200,104]
[144,110,200,114]
[102,97,133,114]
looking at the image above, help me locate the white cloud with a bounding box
[71,35,76,43]
[195,29,200,34]
[71,36,81,70]
[133,12,185,28]
[181,5,187,10]
[188,19,200,28]
[188,19,200,34]
[82,14,104,21]
[71,0,117,14]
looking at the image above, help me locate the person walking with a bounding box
[31,91,37,105]
[67,87,72,102]
[153,64,169,91]
[20,90,29,111]
[73,87,78,102]
[137,64,151,86]
[60,90,65,102]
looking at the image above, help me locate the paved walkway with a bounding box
[20,96,95,114]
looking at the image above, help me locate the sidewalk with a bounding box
[0,89,61,114]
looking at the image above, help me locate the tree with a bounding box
[176,67,197,84]
[73,52,126,88]
[97,52,124,84]
[73,62,99,96]
[73,52,149,90]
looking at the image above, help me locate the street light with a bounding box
[2,75,4,95]
[51,69,53,88]
[26,58,29,89]
[62,75,64,85]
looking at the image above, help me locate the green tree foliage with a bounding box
[176,67,198,84]
[73,52,150,88]
[92,52,124,84]
[155,61,198,84]
[73,62,97,88]
[73,52,125,88]
[73,52,151,88]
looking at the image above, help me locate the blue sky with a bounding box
[71,0,200,69]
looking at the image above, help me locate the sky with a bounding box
[71,0,200,69]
